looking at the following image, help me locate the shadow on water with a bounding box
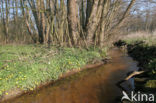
[3,48,139,103]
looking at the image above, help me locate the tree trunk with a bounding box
[99,0,110,47]
[85,0,93,28]
[67,0,79,46]
[21,0,37,43]
[85,0,102,45]
[2,0,9,43]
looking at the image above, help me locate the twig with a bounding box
[125,71,145,80]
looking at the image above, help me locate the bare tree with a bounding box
[0,0,139,46]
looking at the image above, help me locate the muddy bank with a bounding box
[2,48,138,103]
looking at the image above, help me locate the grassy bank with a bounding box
[0,45,107,96]
[116,31,156,89]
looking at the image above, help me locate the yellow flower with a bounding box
[78,67,80,70]
[30,88,33,91]
[5,92,8,95]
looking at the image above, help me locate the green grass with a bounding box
[0,45,107,95]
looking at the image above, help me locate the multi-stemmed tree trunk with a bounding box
[0,0,137,46]
[67,0,79,46]
[66,0,136,47]
[20,0,37,43]
[85,0,101,45]
[27,0,52,44]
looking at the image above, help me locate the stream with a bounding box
[3,48,139,103]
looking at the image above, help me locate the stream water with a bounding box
[3,48,138,103]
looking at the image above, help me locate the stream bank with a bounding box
[115,40,156,99]
[0,46,107,102]
[2,48,139,103]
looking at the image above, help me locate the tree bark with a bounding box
[85,0,93,27]
[67,0,79,46]
[85,0,103,45]
[99,0,110,47]
[1,0,9,43]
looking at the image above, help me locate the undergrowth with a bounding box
[0,45,107,96]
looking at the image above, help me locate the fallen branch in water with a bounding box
[116,70,145,92]
[125,71,145,80]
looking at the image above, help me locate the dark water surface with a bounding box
[4,48,138,103]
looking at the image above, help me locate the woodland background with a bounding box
[0,0,156,47]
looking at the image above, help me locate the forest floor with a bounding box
[0,45,108,97]
[115,31,156,90]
